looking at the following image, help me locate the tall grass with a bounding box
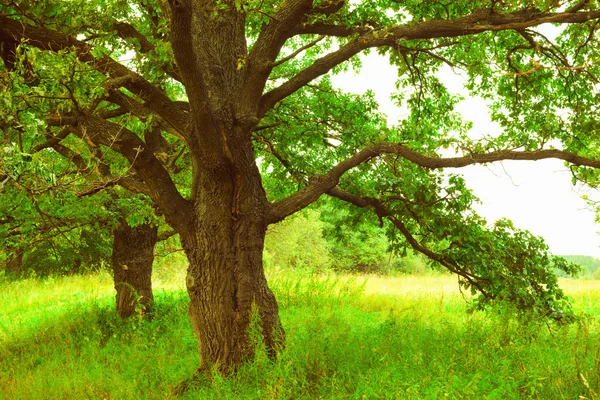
[2,268,600,399]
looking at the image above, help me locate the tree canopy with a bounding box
[2,0,600,371]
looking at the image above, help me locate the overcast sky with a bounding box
[331,52,600,258]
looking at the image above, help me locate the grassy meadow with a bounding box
[2,263,600,399]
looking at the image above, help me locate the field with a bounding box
[2,265,600,399]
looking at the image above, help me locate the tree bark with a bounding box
[5,247,23,277]
[177,129,284,372]
[111,220,158,318]
[181,217,284,373]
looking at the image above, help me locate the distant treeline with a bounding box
[560,255,600,278]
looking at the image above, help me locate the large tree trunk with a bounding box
[166,0,285,374]
[179,129,284,373]
[112,220,158,318]
[181,219,283,373]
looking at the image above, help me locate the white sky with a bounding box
[331,52,600,258]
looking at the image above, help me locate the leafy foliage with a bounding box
[3,1,600,336]
[265,209,332,273]
[318,199,396,273]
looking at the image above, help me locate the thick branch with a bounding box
[259,36,380,116]
[240,0,314,115]
[76,175,152,198]
[292,23,364,37]
[46,114,78,127]
[75,115,191,234]
[99,106,128,120]
[29,127,95,176]
[31,127,72,153]
[268,142,600,223]
[260,8,600,116]
[248,0,314,65]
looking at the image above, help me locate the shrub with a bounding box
[264,209,331,274]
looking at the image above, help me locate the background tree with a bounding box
[0,11,185,316]
[318,199,400,274]
[0,103,171,317]
[0,144,115,278]
[0,145,166,317]
[2,0,600,373]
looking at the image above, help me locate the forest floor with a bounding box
[2,265,600,399]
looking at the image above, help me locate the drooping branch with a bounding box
[11,90,187,228]
[327,185,578,322]
[267,142,600,223]
[76,175,152,198]
[326,186,491,297]
[43,134,156,205]
[259,7,600,116]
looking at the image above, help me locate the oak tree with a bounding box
[0,111,167,316]
[2,0,600,373]
[0,145,163,317]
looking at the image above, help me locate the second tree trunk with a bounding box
[112,221,158,318]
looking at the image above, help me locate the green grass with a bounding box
[2,268,600,399]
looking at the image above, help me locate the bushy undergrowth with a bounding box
[264,208,431,275]
[2,269,600,399]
